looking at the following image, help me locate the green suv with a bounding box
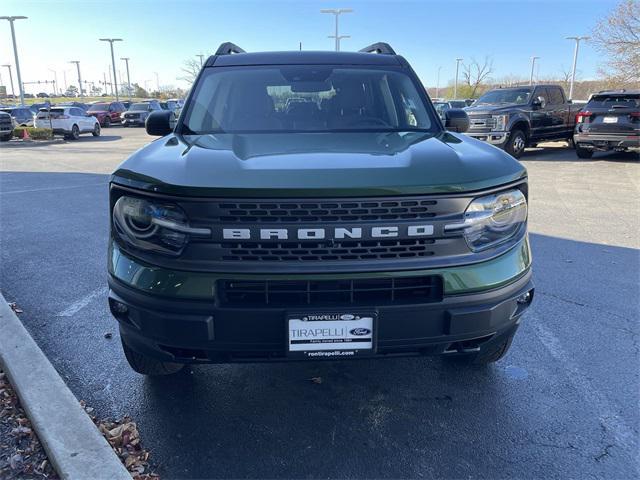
[108,42,533,375]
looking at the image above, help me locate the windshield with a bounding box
[183,65,436,134]
[87,103,109,112]
[476,89,532,105]
[129,103,149,111]
[448,101,467,108]
[588,94,640,108]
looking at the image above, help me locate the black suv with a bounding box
[108,42,533,375]
[574,89,640,158]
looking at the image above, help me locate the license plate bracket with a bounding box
[287,311,377,359]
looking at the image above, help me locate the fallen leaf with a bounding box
[310,377,323,384]
[104,332,113,339]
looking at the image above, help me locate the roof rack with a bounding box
[359,42,396,55]
[215,42,246,55]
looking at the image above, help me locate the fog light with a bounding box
[516,291,532,305]
[111,300,128,314]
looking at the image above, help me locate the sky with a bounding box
[1,0,616,95]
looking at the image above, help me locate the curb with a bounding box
[0,292,130,480]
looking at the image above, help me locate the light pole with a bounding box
[320,8,353,51]
[154,72,160,93]
[69,61,83,97]
[435,66,443,98]
[48,68,58,95]
[529,56,540,85]
[121,57,131,100]
[2,64,15,97]
[1,16,28,105]
[100,38,123,101]
[196,54,204,67]
[566,36,590,100]
[454,58,463,99]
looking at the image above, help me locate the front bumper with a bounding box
[466,131,509,146]
[574,133,640,152]
[122,118,145,127]
[108,238,533,363]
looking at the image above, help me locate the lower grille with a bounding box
[218,276,443,307]
[219,238,436,261]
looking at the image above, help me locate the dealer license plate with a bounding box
[287,312,375,358]
[602,116,618,123]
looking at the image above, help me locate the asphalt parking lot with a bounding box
[1,128,638,479]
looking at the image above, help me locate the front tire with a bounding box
[444,330,516,365]
[121,337,184,376]
[505,129,527,159]
[0,132,12,142]
[576,147,593,159]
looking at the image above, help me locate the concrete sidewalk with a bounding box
[0,292,130,480]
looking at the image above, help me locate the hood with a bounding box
[89,110,108,115]
[464,104,519,115]
[126,109,149,114]
[111,131,526,197]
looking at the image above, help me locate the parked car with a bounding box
[36,92,50,98]
[29,102,50,115]
[573,89,639,159]
[87,101,126,127]
[34,106,100,140]
[433,100,468,121]
[56,101,88,111]
[160,100,182,117]
[0,111,13,141]
[464,84,581,158]
[108,41,534,376]
[122,102,161,127]
[0,107,34,127]
[121,101,131,109]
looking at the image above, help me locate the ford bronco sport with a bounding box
[108,42,534,375]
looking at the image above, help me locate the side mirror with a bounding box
[444,109,470,133]
[146,110,175,136]
[532,97,546,109]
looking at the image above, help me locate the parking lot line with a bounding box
[56,287,108,317]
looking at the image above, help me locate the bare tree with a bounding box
[462,56,494,97]
[178,58,202,85]
[591,0,640,83]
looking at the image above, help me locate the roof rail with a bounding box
[359,42,396,55]
[215,42,246,55]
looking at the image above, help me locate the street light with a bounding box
[48,68,58,95]
[154,72,160,93]
[529,56,540,85]
[69,61,83,97]
[566,36,590,100]
[2,64,15,97]
[435,66,443,98]
[0,16,28,105]
[453,58,463,99]
[196,54,204,67]
[121,57,132,100]
[100,38,123,101]
[320,8,353,51]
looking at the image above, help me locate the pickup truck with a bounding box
[464,84,582,158]
[107,42,533,376]
[0,111,13,141]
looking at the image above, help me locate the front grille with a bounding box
[220,238,436,261]
[124,113,139,119]
[218,276,443,307]
[217,199,438,223]
[468,116,495,133]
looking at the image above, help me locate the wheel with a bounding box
[92,123,101,137]
[0,132,12,142]
[69,124,80,140]
[444,330,516,365]
[505,129,527,159]
[121,336,184,376]
[576,147,593,159]
[104,117,111,128]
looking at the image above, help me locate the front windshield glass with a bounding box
[183,65,436,133]
[129,103,149,111]
[87,103,108,112]
[476,89,532,105]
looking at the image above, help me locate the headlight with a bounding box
[492,114,508,131]
[112,196,210,255]
[445,189,527,252]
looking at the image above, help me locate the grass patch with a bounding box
[12,127,53,140]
